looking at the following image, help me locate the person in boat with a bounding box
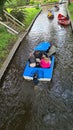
[40,54,51,68]
[28,53,36,67]
[66,15,69,20]
[34,51,42,59]
[48,11,52,17]
[34,51,42,67]
[54,4,59,11]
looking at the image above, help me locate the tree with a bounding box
[25,0,30,5]
[16,0,26,6]
[0,0,11,20]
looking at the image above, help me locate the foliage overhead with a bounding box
[0,0,11,5]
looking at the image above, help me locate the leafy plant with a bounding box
[68,3,73,21]
[10,9,25,22]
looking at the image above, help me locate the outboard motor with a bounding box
[33,73,39,85]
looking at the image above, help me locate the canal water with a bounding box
[0,4,73,130]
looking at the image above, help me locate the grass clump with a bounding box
[7,7,41,28]
[68,3,73,21]
[24,8,41,28]
[0,7,41,68]
[0,25,17,68]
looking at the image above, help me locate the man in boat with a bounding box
[28,53,36,67]
[34,51,42,67]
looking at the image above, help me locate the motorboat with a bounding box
[23,42,55,83]
[47,10,54,19]
[58,13,70,26]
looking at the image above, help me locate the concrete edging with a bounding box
[0,9,42,82]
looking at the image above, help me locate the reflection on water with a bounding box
[0,4,73,130]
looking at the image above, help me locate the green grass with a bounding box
[68,3,73,21]
[24,8,41,28]
[0,7,41,68]
[43,0,58,4]
[0,25,17,68]
[7,7,41,28]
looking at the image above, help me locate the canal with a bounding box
[0,4,73,130]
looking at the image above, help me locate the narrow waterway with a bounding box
[0,4,73,130]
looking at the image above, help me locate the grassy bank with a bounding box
[24,8,41,28]
[0,25,17,68]
[0,7,41,69]
[68,3,73,21]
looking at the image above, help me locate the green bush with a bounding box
[68,3,73,21]
[0,25,6,32]
[30,0,35,5]
[10,9,25,22]
[35,3,40,9]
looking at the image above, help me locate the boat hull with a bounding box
[58,13,67,20]
[58,19,70,26]
[58,13,70,26]
[47,10,54,19]
[23,42,55,82]
[23,56,55,81]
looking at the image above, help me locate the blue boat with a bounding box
[23,42,55,82]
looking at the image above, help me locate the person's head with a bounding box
[42,54,49,61]
[35,51,40,54]
[42,54,46,58]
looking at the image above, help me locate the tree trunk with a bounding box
[0,1,6,21]
[68,0,71,5]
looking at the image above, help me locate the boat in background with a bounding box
[58,13,68,20]
[47,10,54,19]
[58,13,70,26]
[54,5,59,11]
[58,19,70,26]
[23,42,55,83]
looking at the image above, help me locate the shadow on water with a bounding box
[0,4,73,130]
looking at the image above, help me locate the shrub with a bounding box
[0,25,6,32]
[10,9,25,22]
